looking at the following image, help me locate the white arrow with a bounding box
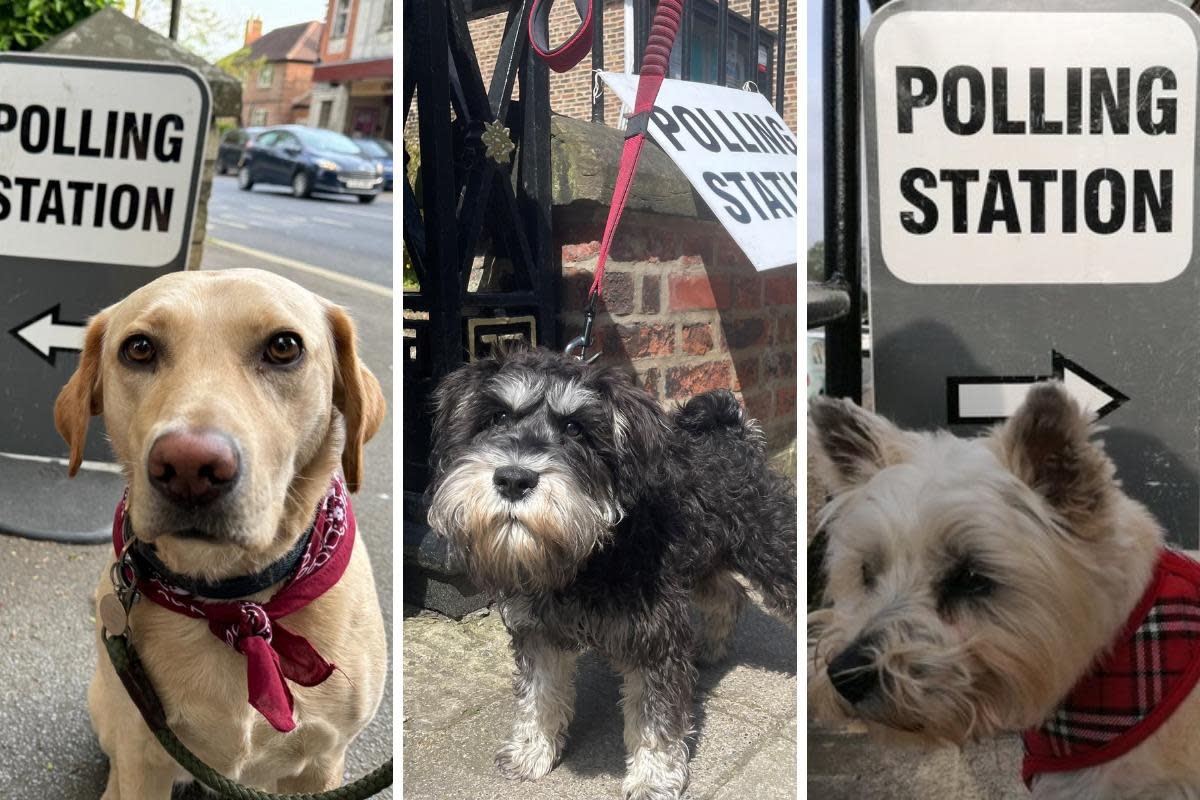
[948,352,1128,424]
[10,305,86,366]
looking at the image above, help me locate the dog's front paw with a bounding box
[494,736,558,781]
[622,746,689,800]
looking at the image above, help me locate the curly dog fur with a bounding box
[426,346,796,800]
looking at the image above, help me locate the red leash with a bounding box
[528,0,684,359]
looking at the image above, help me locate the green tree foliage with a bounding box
[806,241,824,282]
[0,0,118,52]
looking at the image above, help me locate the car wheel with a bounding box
[292,171,312,198]
[237,166,254,191]
[357,194,377,204]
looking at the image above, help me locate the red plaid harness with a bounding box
[1022,549,1200,788]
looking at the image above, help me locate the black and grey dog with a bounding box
[427,346,796,800]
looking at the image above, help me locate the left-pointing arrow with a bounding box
[9,305,86,366]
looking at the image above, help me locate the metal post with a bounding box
[592,0,606,121]
[633,0,649,72]
[822,0,862,401]
[774,0,787,115]
[680,0,693,80]
[716,0,729,87]
[748,0,760,91]
[169,0,181,40]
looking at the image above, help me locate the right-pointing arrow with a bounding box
[947,351,1128,425]
[10,305,86,366]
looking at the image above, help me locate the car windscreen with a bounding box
[356,139,391,158]
[293,128,363,155]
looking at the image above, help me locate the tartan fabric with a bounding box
[1022,549,1200,788]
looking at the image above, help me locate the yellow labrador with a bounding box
[54,268,388,797]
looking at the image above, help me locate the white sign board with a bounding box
[599,72,798,270]
[0,55,208,269]
[867,2,1199,284]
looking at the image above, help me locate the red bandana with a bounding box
[112,476,355,733]
[1022,548,1200,788]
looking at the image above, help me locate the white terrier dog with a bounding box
[809,383,1200,800]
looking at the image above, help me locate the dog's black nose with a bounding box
[828,644,879,704]
[493,466,540,501]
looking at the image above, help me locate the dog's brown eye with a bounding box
[861,561,876,590]
[121,335,156,365]
[265,332,303,365]
[564,420,582,437]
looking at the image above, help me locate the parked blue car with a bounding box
[237,125,383,203]
[355,137,393,191]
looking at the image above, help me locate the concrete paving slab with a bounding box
[403,594,797,800]
[807,719,1026,800]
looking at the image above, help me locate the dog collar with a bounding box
[1022,548,1200,788]
[111,475,356,733]
[124,519,314,601]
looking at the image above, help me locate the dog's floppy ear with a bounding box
[808,396,911,493]
[54,310,109,477]
[327,305,387,493]
[429,356,501,478]
[995,382,1114,533]
[594,368,670,505]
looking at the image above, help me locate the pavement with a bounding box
[402,589,797,800]
[0,185,393,798]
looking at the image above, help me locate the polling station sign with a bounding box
[599,72,797,271]
[0,54,209,460]
[868,0,1198,284]
[864,0,1200,545]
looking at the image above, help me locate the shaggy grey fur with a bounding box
[427,347,797,800]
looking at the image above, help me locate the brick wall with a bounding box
[242,60,316,127]
[557,205,798,451]
[466,0,798,131]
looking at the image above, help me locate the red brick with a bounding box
[765,350,797,380]
[741,390,773,421]
[776,313,797,343]
[562,269,634,314]
[642,275,660,314]
[665,361,731,398]
[732,275,764,309]
[733,357,760,392]
[717,239,753,271]
[600,322,674,359]
[765,271,798,305]
[722,318,768,350]
[669,274,731,311]
[682,323,714,356]
[562,241,599,263]
[775,386,797,416]
[679,234,713,266]
[638,367,662,399]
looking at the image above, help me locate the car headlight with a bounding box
[315,159,339,172]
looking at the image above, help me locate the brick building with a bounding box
[238,18,322,127]
[310,0,394,139]
[466,0,797,131]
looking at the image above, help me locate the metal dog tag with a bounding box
[99,592,129,636]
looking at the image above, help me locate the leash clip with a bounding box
[564,293,601,363]
[101,527,140,638]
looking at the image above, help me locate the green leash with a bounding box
[104,633,393,800]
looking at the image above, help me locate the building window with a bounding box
[251,108,269,126]
[380,0,393,31]
[318,100,333,129]
[667,2,776,104]
[256,63,274,89]
[331,0,351,38]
